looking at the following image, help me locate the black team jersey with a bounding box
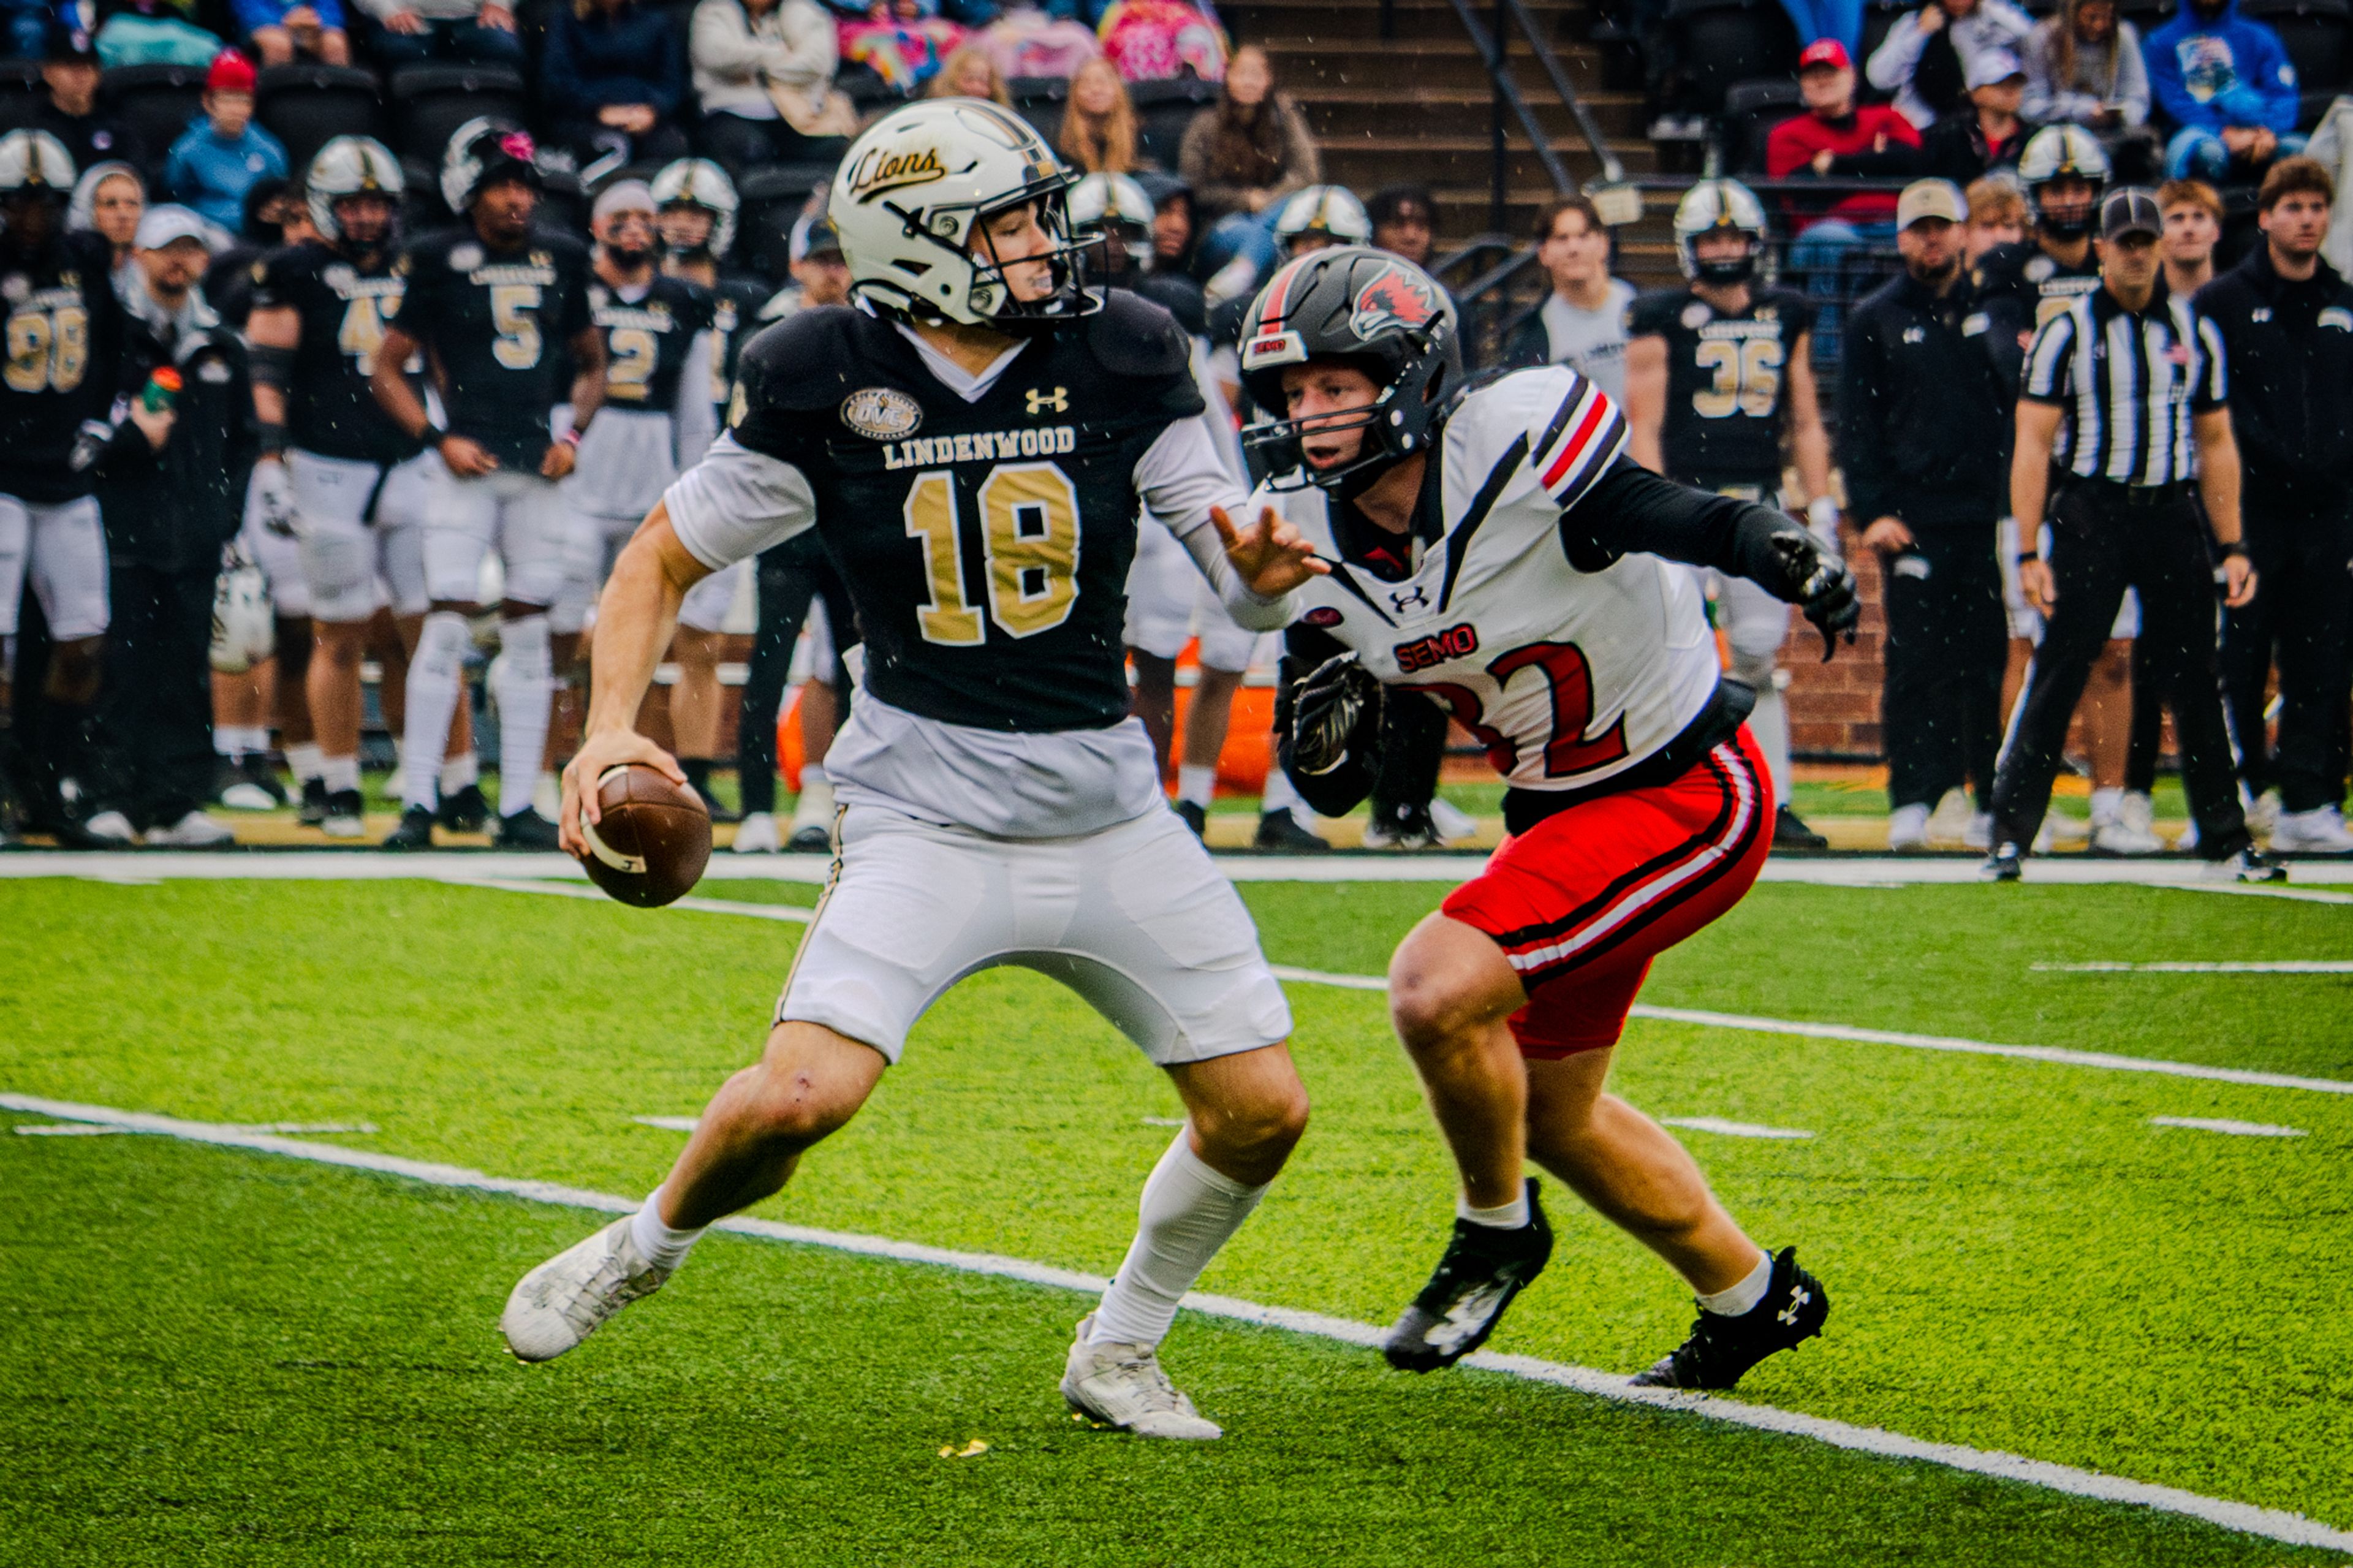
[393,227,593,470]
[1629,284,1813,488]
[1972,239,2102,391]
[705,273,771,417]
[0,229,126,503]
[592,273,713,414]
[726,293,1203,732]
[251,239,422,466]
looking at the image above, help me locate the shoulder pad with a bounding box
[1627,289,1689,335]
[737,305,871,413]
[1085,289,1194,381]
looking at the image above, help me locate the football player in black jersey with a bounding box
[551,180,721,813]
[650,158,769,425]
[371,120,605,850]
[504,99,1326,1441]
[0,129,127,846]
[1626,179,1841,851]
[250,135,482,839]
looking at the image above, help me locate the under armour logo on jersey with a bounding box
[1026,385,1069,415]
[1389,585,1430,613]
[1777,1284,1812,1326]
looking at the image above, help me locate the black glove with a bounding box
[1771,529,1860,662]
[1290,651,1380,776]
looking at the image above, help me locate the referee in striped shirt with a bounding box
[1985,187,2284,882]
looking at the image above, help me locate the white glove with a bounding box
[255,460,300,539]
[1805,495,1843,558]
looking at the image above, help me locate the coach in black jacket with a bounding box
[87,206,259,843]
[1840,179,2014,846]
[2194,158,2353,852]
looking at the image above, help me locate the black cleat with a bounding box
[438,782,490,835]
[1174,799,1207,839]
[240,753,289,806]
[1254,809,1330,852]
[1979,841,2023,882]
[381,804,438,850]
[493,806,562,850]
[1632,1246,1828,1391]
[1384,1180,1553,1373]
[1772,805,1828,851]
[321,789,366,839]
[1364,801,1440,850]
[297,776,329,826]
[2205,847,2288,884]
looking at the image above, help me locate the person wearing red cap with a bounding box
[162,51,287,233]
[1768,38,1923,356]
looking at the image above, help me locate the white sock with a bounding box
[1456,1189,1530,1229]
[1262,767,1303,819]
[494,615,553,818]
[2090,786,2123,827]
[800,762,827,790]
[628,1187,705,1271]
[215,726,242,759]
[1178,762,1216,809]
[1747,681,1792,803]
[320,755,361,793]
[287,742,324,785]
[441,751,478,793]
[1697,1249,1772,1316]
[219,724,268,759]
[1089,1133,1268,1349]
[401,611,469,809]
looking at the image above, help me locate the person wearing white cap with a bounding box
[551,178,722,816]
[1840,179,2013,851]
[1920,47,2036,184]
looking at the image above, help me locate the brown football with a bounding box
[577,763,711,908]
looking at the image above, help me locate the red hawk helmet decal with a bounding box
[1350,265,1439,340]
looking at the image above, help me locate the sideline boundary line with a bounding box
[4,1088,2347,1556]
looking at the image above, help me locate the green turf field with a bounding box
[2,871,2349,1564]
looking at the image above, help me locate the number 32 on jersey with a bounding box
[904,461,1082,644]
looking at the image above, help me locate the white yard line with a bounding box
[631,1116,699,1132]
[2168,882,2353,907]
[2036,961,2353,974]
[4,1088,2345,1556]
[2151,1116,2308,1138]
[1661,1117,1814,1140]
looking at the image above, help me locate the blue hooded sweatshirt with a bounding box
[2145,0,2300,135]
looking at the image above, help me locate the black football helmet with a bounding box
[1237,245,1461,492]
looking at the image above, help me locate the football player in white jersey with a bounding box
[1238,246,1857,1388]
[501,100,1328,1439]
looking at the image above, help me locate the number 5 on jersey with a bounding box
[904,463,1081,644]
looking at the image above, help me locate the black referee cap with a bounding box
[2100,187,2162,242]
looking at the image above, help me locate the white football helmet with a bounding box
[1069,172,1153,230]
[306,135,403,243]
[210,548,276,675]
[2018,125,2109,238]
[1273,184,1371,248]
[0,129,75,197]
[829,97,1094,329]
[441,116,540,214]
[1672,178,1768,284]
[651,157,738,259]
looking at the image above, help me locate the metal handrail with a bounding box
[1495,0,1625,186]
[1441,0,1578,227]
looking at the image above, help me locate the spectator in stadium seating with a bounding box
[1867,0,2035,129]
[353,0,525,66]
[2145,0,2303,182]
[1920,47,2035,183]
[237,0,350,64]
[95,0,227,67]
[1057,56,1142,173]
[2023,0,2148,133]
[1773,39,1922,360]
[692,0,847,172]
[978,0,1099,81]
[925,40,1010,102]
[67,159,146,289]
[204,174,314,328]
[1367,183,1438,268]
[835,0,966,96]
[1137,169,1198,275]
[2305,96,2353,273]
[1180,44,1319,284]
[164,52,288,235]
[37,23,145,174]
[1963,172,2026,259]
[544,0,691,170]
[1502,193,1635,400]
[1097,0,1227,85]
[85,205,256,850]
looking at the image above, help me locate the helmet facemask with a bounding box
[2033,175,2102,240]
[1688,227,1760,286]
[1243,347,1453,495]
[866,175,1104,333]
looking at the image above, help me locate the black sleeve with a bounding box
[1370,684,1449,814]
[1273,622,1382,819]
[1838,300,1892,526]
[1565,456,1803,599]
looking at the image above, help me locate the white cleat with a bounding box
[1927,787,1974,844]
[731,811,780,854]
[2091,818,2164,855]
[81,809,138,845]
[2248,789,2282,837]
[147,809,235,847]
[2039,811,2090,848]
[1061,1314,1222,1440]
[500,1216,672,1363]
[2272,805,2353,854]
[787,775,836,852]
[219,780,278,811]
[1427,797,1478,844]
[1963,812,1994,851]
[1887,802,1930,853]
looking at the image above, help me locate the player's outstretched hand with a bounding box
[1770,529,1860,662]
[559,728,687,858]
[1213,504,1330,599]
[1292,651,1379,776]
